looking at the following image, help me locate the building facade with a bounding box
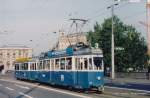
[55,32,88,50]
[0,45,32,72]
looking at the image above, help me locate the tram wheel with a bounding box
[84,88,90,94]
[98,86,104,93]
[68,86,73,90]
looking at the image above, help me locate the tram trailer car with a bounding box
[15,48,104,91]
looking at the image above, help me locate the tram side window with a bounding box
[15,64,16,70]
[21,64,24,70]
[51,59,54,70]
[60,58,65,70]
[79,58,84,70]
[93,57,102,70]
[43,60,46,70]
[84,58,88,70]
[55,59,60,70]
[37,62,39,70]
[24,63,28,70]
[45,60,50,70]
[15,64,19,70]
[75,58,77,70]
[75,58,81,70]
[89,58,93,70]
[77,58,88,70]
[30,63,36,70]
[20,63,23,70]
[30,63,34,70]
[34,63,37,70]
[39,61,43,70]
[66,57,72,70]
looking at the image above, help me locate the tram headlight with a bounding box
[97,76,101,80]
[89,81,93,85]
[42,74,46,77]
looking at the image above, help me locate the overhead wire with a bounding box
[87,1,130,23]
[82,0,147,41]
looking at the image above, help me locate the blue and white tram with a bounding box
[15,48,104,91]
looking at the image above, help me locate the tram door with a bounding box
[75,56,89,88]
[75,57,79,86]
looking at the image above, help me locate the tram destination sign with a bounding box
[47,48,73,58]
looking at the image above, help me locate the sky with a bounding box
[0,0,147,55]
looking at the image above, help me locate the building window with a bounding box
[13,53,16,58]
[7,53,10,58]
[12,61,15,67]
[0,53,2,58]
[0,61,3,65]
[26,53,28,57]
[7,61,10,68]
[0,53,2,56]
[19,50,21,56]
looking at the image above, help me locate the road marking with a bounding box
[0,79,91,98]
[0,84,2,86]
[15,84,30,89]
[5,87,14,91]
[19,92,33,98]
[105,86,150,93]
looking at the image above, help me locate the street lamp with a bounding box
[107,2,119,79]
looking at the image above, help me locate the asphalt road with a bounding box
[0,79,91,98]
[105,81,150,92]
[0,72,150,98]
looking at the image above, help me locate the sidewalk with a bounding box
[105,77,150,85]
[0,71,15,80]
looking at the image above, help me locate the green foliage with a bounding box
[87,16,149,72]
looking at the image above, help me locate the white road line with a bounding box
[19,92,33,98]
[105,86,150,93]
[0,79,91,98]
[15,84,30,89]
[5,87,14,91]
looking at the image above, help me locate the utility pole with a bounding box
[107,2,119,79]
[111,5,115,80]
[147,0,150,55]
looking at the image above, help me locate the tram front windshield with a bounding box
[93,57,102,70]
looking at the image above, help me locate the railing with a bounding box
[115,72,149,79]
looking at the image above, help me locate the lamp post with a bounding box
[107,2,119,79]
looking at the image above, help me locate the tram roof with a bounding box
[40,48,103,59]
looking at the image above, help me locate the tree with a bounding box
[87,22,101,47]
[87,16,149,72]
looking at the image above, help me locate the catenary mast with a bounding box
[147,0,150,55]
